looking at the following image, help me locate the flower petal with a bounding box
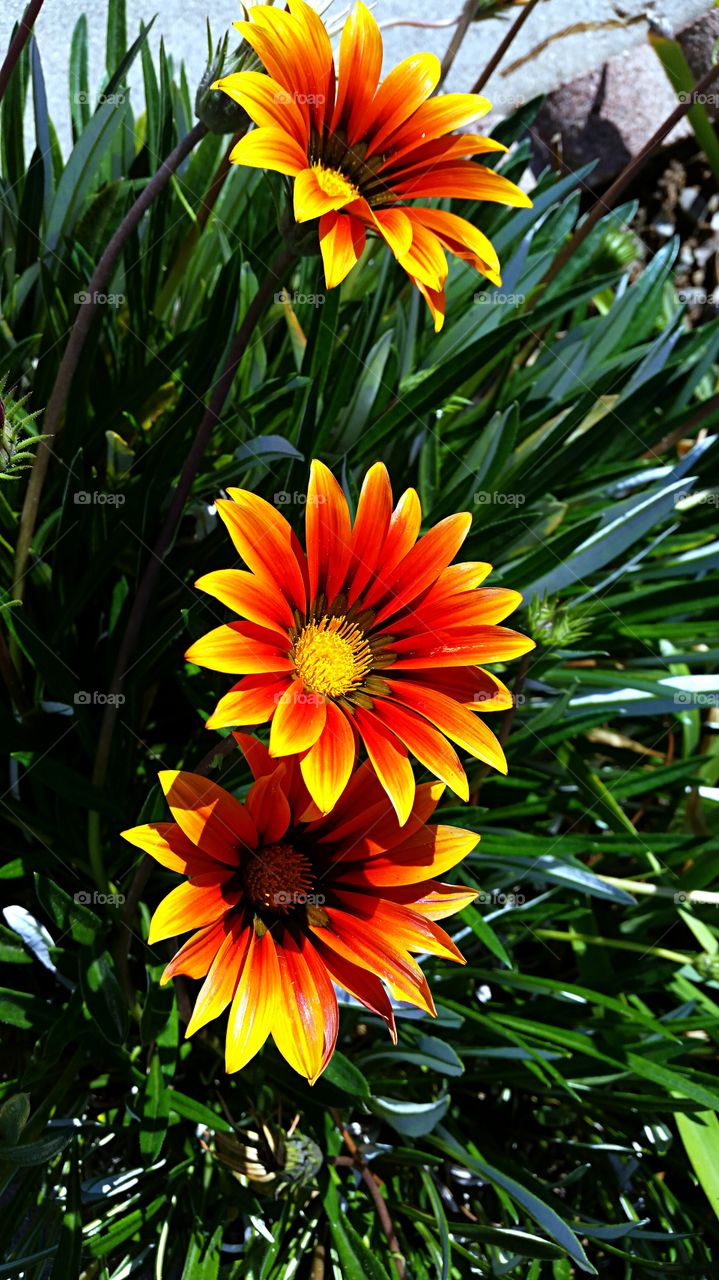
[205,674,292,731]
[382,487,422,578]
[121,822,216,875]
[412,277,446,332]
[220,490,308,614]
[397,218,448,292]
[353,705,415,825]
[159,770,258,860]
[337,822,478,886]
[308,903,435,1014]
[160,919,228,984]
[345,461,393,604]
[226,926,281,1074]
[306,459,353,603]
[366,511,472,620]
[214,70,308,147]
[228,125,308,176]
[294,166,356,223]
[195,569,295,635]
[383,93,492,161]
[393,162,532,206]
[398,666,513,711]
[186,917,252,1037]
[332,1,383,142]
[245,765,292,844]
[312,933,396,1040]
[272,933,335,1083]
[335,890,465,963]
[319,210,366,288]
[148,873,241,945]
[364,53,441,158]
[406,207,501,282]
[388,879,478,920]
[369,699,469,800]
[185,622,293,676]
[300,700,356,813]
[383,678,507,773]
[389,625,535,667]
[315,778,443,855]
[269,682,327,756]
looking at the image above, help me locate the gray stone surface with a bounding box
[1,0,715,152]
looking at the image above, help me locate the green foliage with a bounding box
[1,3,719,1277]
[0,376,45,482]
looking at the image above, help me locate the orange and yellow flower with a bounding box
[122,733,478,1083]
[186,461,534,824]
[214,0,531,329]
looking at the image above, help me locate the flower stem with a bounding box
[439,0,477,89]
[543,58,719,289]
[471,0,543,96]
[13,119,208,601]
[91,244,296,882]
[0,0,44,103]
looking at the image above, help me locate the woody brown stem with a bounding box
[0,0,44,103]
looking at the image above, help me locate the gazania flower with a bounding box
[214,0,531,330]
[186,460,534,824]
[121,733,478,1083]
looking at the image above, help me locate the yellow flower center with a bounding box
[243,842,314,915]
[312,163,360,204]
[292,615,373,698]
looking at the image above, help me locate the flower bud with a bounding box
[195,24,257,135]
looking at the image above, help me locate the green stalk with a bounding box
[650,30,719,185]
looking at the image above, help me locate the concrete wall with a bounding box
[1,0,714,151]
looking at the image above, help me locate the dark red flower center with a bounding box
[243,842,315,915]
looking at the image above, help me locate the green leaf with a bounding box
[35,875,101,946]
[429,1132,597,1275]
[139,1049,170,1163]
[369,1094,449,1138]
[322,1051,370,1096]
[80,950,128,1046]
[180,1224,223,1280]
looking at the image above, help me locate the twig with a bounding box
[333,1115,406,1279]
[0,0,44,103]
[542,58,719,290]
[471,0,543,95]
[0,623,29,715]
[90,242,297,833]
[439,0,478,87]
[13,120,208,601]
